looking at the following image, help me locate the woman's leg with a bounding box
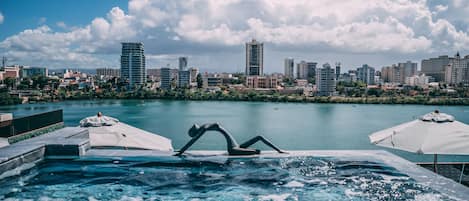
[239,136,286,153]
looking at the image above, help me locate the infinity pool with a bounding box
[0,155,463,201]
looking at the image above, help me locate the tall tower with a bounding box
[120,42,146,87]
[178,57,188,71]
[245,39,263,76]
[284,58,294,79]
[335,62,341,80]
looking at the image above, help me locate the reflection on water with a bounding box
[0,157,457,201]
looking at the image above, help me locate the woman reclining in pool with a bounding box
[175,122,286,156]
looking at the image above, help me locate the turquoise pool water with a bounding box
[0,156,458,201]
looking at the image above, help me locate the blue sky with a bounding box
[1,0,469,73]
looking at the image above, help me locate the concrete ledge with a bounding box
[0,127,90,175]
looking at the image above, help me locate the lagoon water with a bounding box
[1,100,469,162]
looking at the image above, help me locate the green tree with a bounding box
[196,73,203,88]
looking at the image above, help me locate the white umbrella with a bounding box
[369,111,469,174]
[80,115,173,151]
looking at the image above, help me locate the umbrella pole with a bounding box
[433,154,438,173]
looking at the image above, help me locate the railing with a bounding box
[0,110,63,138]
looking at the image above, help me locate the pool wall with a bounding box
[0,127,89,175]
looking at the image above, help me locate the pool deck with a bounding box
[0,127,469,200]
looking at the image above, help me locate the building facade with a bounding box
[335,63,341,80]
[397,61,418,83]
[160,68,171,90]
[245,39,263,76]
[421,55,452,82]
[307,62,317,79]
[445,53,469,86]
[315,63,336,96]
[96,68,119,79]
[179,57,188,71]
[246,76,278,88]
[120,42,146,86]
[296,61,308,79]
[178,70,191,88]
[284,58,294,79]
[357,64,375,85]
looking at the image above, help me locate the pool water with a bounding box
[0,156,457,201]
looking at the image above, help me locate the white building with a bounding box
[316,63,336,96]
[284,58,294,79]
[120,42,146,86]
[405,74,430,87]
[445,52,469,86]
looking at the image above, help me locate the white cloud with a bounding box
[434,5,449,13]
[56,21,67,29]
[0,12,3,24]
[38,17,47,25]
[1,0,469,69]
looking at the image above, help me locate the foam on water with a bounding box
[0,156,461,201]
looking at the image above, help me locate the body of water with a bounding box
[1,100,469,162]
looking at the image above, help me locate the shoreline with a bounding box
[11,95,469,106]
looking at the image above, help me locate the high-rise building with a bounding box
[245,39,263,76]
[445,52,469,85]
[307,62,317,79]
[178,70,191,88]
[179,57,188,71]
[397,61,418,83]
[316,63,336,96]
[335,62,341,80]
[421,55,453,82]
[296,61,308,79]
[160,68,171,90]
[357,64,375,85]
[120,42,146,86]
[284,58,294,79]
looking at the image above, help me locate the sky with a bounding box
[1,0,469,73]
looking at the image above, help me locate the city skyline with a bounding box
[2,1,469,72]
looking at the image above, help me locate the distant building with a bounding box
[357,64,375,85]
[335,63,341,80]
[296,61,308,79]
[21,67,48,78]
[120,42,146,86]
[189,68,199,82]
[406,74,430,87]
[246,76,278,88]
[295,79,309,87]
[445,52,469,85]
[421,55,453,82]
[307,62,317,79]
[2,66,21,79]
[245,39,263,76]
[397,61,418,83]
[178,70,191,88]
[160,68,171,90]
[96,68,119,79]
[179,57,188,71]
[147,68,161,81]
[284,58,294,79]
[204,77,223,88]
[316,63,336,96]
